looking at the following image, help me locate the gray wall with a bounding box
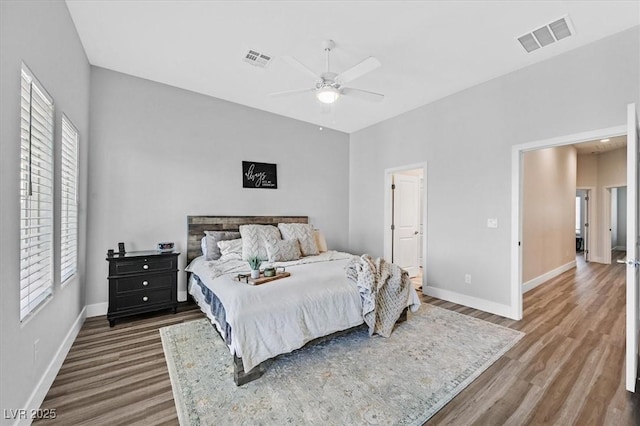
[349,27,639,309]
[0,0,90,416]
[86,67,350,307]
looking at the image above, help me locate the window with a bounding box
[20,65,54,321]
[61,115,79,283]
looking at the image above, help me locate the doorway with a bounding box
[383,162,427,291]
[604,186,628,264]
[512,106,638,393]
[575,188,592,262]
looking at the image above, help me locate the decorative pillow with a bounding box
[239,225,281,261]
[217,238,243,257]
[278,223,319,256]
[314,229,328,253]
[203,231,241,261]
[266,239,301,262]
[201,237,207,257]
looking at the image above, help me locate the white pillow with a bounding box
[239,224,281,261]
[201,237,207,257]
[278,223,319,256]
[217,238,243,257]
[266,239,301,262]
[314,230,328,252]
[203,231,241,260]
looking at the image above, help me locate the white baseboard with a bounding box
[613,246,626,251]
[178,290,188,302]
[86,302,108,318]
[423,286,515,319]
[522,260,576,294]
[16,307,86,426]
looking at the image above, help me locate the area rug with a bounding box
[160,304,523,426]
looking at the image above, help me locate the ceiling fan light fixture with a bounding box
[316,86,340,104]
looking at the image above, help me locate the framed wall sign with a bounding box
[242,161,278,189]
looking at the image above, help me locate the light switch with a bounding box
[487,218,498,228]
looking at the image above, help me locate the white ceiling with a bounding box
[65,1,639,133]
[574,135,627,155]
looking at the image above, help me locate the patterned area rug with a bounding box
[160,304,523,425]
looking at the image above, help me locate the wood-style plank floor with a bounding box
[36,252,639,425]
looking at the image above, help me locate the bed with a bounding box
[186,215,421,385]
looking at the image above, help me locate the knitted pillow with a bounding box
[266,239,301,262]
[278,223,319,256]
[239,225,281,261]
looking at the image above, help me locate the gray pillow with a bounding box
[203,231,241,261]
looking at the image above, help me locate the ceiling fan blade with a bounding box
[341,87,384,102]
[269,88,314,97]
[336,57,381,84]
[282,56,320,80]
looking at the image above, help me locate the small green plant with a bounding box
[247,255,262,271]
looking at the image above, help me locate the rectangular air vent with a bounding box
[517,15,574,53]
[243,49,272,68]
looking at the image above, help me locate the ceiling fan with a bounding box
[270,40,384,104]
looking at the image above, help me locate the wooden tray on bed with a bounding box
[236,271,291,285]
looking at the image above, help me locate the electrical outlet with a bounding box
[464,274,472,284]
[33,339,39,364]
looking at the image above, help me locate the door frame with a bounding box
[603,184,628,264]
[383,162,427,291]
[510,125,626,320]
[576,186,595,262]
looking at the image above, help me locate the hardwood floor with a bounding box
[36,253,639,425]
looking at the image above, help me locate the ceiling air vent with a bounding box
[517,15,574,53]
[243,49,272,68]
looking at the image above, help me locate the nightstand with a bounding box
[106,250,179,327]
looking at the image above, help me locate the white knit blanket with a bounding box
[346,254,420,337]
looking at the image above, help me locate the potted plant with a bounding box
[247,256,262,279]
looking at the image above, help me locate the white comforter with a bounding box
[187,251,368,372]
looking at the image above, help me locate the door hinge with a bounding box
[391,184,396,190]
[391,224,395,231]
[585,223,589,227]
[585,196,589,201]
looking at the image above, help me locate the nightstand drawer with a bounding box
[116,288,172,310]
[115,258,175,275]
[115,273,173,293]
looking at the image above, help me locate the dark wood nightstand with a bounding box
[106,250,179,327]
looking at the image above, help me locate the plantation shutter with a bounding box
[60,116,79,283]
[20,65,54,321]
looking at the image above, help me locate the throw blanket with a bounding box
[346,254,417,337]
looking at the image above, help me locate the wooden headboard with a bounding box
[186,215,308,264]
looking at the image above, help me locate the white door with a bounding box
[392,173,420,277]
[626,103,639,392]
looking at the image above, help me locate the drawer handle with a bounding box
[143,264,149,270]
[142,280,149,286]
[142,296,149,302]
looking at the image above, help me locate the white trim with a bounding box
[603,183,629,265]
[16,307,86,426]
[522,260,576,293]
[614,246,627,251]
[576,186,595,263]
[424,286,514,319]
[383,162,428,290]
[511,124,627,322]
[178,290,188,302]
[86,302,108,317]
